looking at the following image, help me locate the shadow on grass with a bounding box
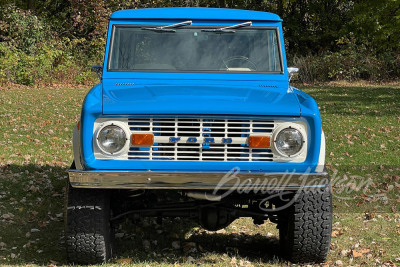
[0,164,281,265]
[186,231,280,264]
[0,164,67,264]
[113,217,280,264]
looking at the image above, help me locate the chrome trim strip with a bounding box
[69,170,329,190]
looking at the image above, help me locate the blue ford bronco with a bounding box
[65,7,332,264]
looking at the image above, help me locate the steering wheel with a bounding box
[221,56,258,71]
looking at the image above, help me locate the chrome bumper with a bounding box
[68,169,329,190]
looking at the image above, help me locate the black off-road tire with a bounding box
[65,183,113,264]
[278,186,332,264]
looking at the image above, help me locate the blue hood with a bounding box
[102,80,300,116]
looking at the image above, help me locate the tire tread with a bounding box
[65,185,111,264]
[280,187,332,263]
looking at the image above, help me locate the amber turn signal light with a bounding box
[248,136,270,148]
[131,134,154,146]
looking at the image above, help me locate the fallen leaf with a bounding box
[365,213,375,220]
[49,260,59,265]
[335,259,343,266]
[331,230,343,237]
[347,139,354,145]
[351,250,363,258]
[116,258,132,265]
[360,248,371,254]
[230,257,237,266]
[345,152,353,157]
[39,221,48,227]
[347,183,357,190]
[2,213,12,220]
[340,249,350,257]
[186,256,195,264]
[28,185,39,192]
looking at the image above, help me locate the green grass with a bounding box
[305,85,400,214]
[0,84,399,266]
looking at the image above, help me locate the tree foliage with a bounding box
[0,0,399,84]
[346,0,400,52]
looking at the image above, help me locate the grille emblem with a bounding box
[169,137,181,143]
[222,138,232,144]
[168,137,232,144]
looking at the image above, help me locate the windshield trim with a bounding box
[107,24,284,74]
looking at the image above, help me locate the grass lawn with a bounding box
[0,84,399,266]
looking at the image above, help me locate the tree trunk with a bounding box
[27,0,35,10]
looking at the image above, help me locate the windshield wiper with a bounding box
[142,20,192,33]
[201,21,252,33]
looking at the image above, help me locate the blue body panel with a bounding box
[102,80,300,116]
[110,7,282,22]
[79,8,323,174]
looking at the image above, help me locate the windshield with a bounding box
[108,25,282,73]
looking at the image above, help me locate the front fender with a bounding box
[72,124,83,170]
[294,88,324,172]
[80,83,102,169]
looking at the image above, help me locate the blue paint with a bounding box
[102,83,300,116]
[222,138,233,144]
[110,7,282,22]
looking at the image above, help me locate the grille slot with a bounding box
[128,118,275,161]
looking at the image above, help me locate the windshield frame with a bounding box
[107,24,284,74]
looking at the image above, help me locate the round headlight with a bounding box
[97,125,127,154]
[275,128,304,156]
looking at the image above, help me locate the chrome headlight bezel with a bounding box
[275,127,304,156]
[94,121,130,156]
[272,122,307,161]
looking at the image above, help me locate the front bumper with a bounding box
[68,169,329,190]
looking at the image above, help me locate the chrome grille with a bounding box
[128,118,275,161]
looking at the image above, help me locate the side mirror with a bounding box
[287,67,299,82]
[91,65,103,80]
